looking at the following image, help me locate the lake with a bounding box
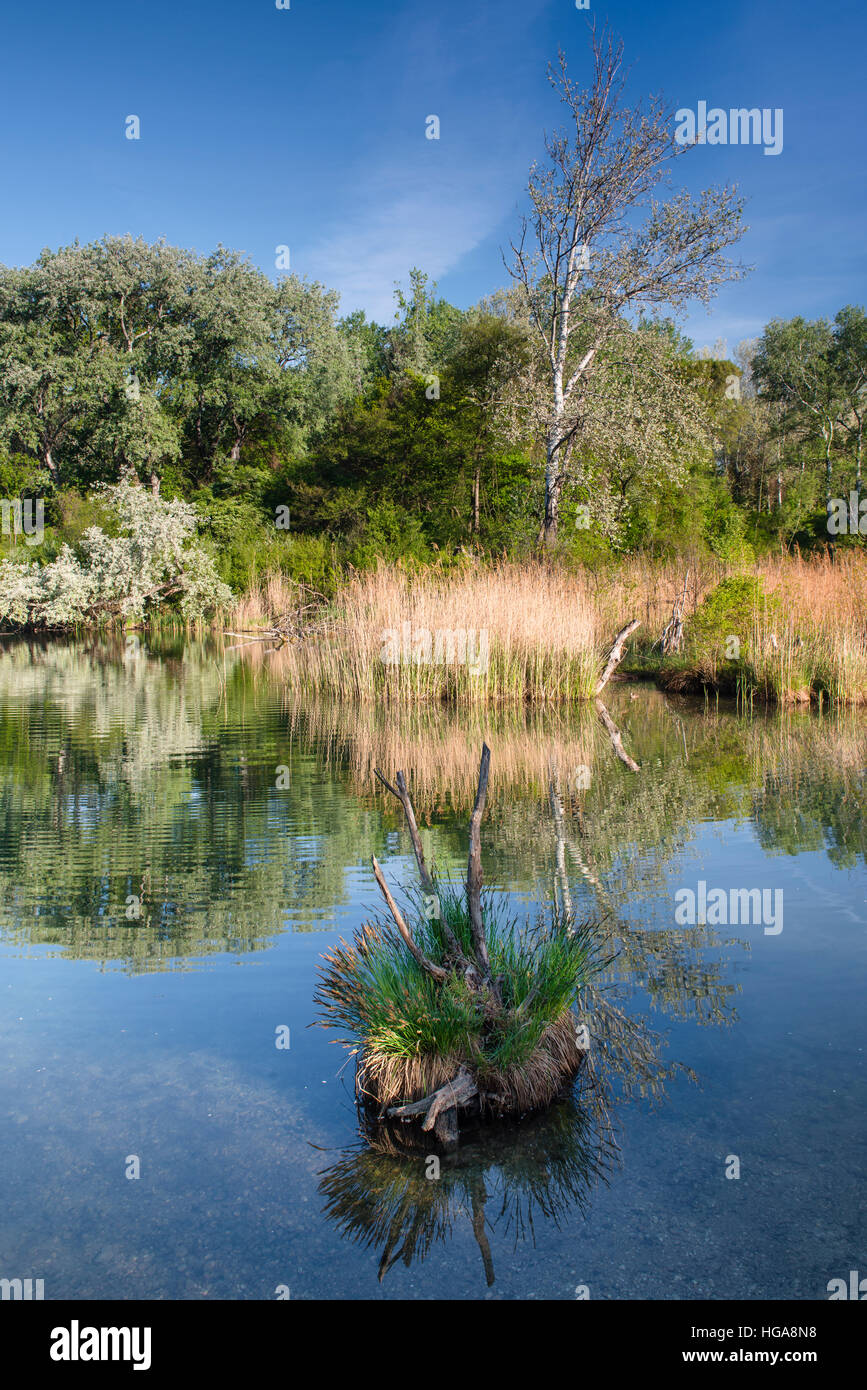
[0,635,864,1300]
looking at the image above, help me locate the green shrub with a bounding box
[687,575,769,661]
[349,498,432,568]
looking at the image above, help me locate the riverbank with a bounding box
[3,547,864,706]
[225,552,867,706]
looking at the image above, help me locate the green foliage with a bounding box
[350,498,432,568]
[701,485,755,565]
[752,309,867,508]
[389,267,466,377]
[0,237,353,494]
[0,236,862,578]
[686,575,769,658]
[319,876,597,1073]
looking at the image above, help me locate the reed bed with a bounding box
[751,552,867,704]
[228,550,867,706]
[255,562,607,704]
[230,572,302,631]
[609,550,867,705]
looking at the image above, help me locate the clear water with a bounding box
[0,636,864,1300]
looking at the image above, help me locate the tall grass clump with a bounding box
[228,572,310,631]
[315,746,601,1145]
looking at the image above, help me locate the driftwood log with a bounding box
[595,619,640,696]
[386,1066,479,1146]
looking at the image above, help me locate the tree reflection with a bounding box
[0,637,862,974]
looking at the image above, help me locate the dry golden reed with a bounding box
[228,551,867,704]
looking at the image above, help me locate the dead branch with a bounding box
[422,1066,478,1132]
[466,743,494,985]
[370,856,448,984]
[659,569,690,655]
[374,766,472,972]
[386,1065,479,1145]
[595,619,640,696]
[374,768,435,893]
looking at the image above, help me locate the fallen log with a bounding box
[595,619,640,696]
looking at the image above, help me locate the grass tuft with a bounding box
[315,882,600,1119]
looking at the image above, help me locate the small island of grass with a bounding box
[315,745,600,1147]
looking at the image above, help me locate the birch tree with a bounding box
[508,24,747,546]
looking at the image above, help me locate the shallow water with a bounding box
[0,636,864,1300]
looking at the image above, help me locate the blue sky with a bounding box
[0,0,863,350]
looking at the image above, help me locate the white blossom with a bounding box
[0,480,231,629]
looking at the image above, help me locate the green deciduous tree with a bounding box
[752,316,843,506]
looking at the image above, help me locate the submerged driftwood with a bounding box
[224,583,331,650]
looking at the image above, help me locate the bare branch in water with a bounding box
[374,766,472,970]
[595,619,640,696]
[371,856,448,984]
[467,743,495,986]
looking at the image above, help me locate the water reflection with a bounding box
[320,1092,613,1287]
[0,636,863,977]
[0,635,375,965]
[0,636,863,1298]
[317,978,690,1287]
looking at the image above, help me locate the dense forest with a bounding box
[0,235,863,600]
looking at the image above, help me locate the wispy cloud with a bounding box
[312,165,517,319]
[303,0,545,319]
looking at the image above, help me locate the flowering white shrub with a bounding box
[0,479,232,628]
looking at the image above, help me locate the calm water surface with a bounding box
[0,636,864,1299]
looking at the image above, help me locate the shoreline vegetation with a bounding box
[2,548,865,707]
[223,550,867,707]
